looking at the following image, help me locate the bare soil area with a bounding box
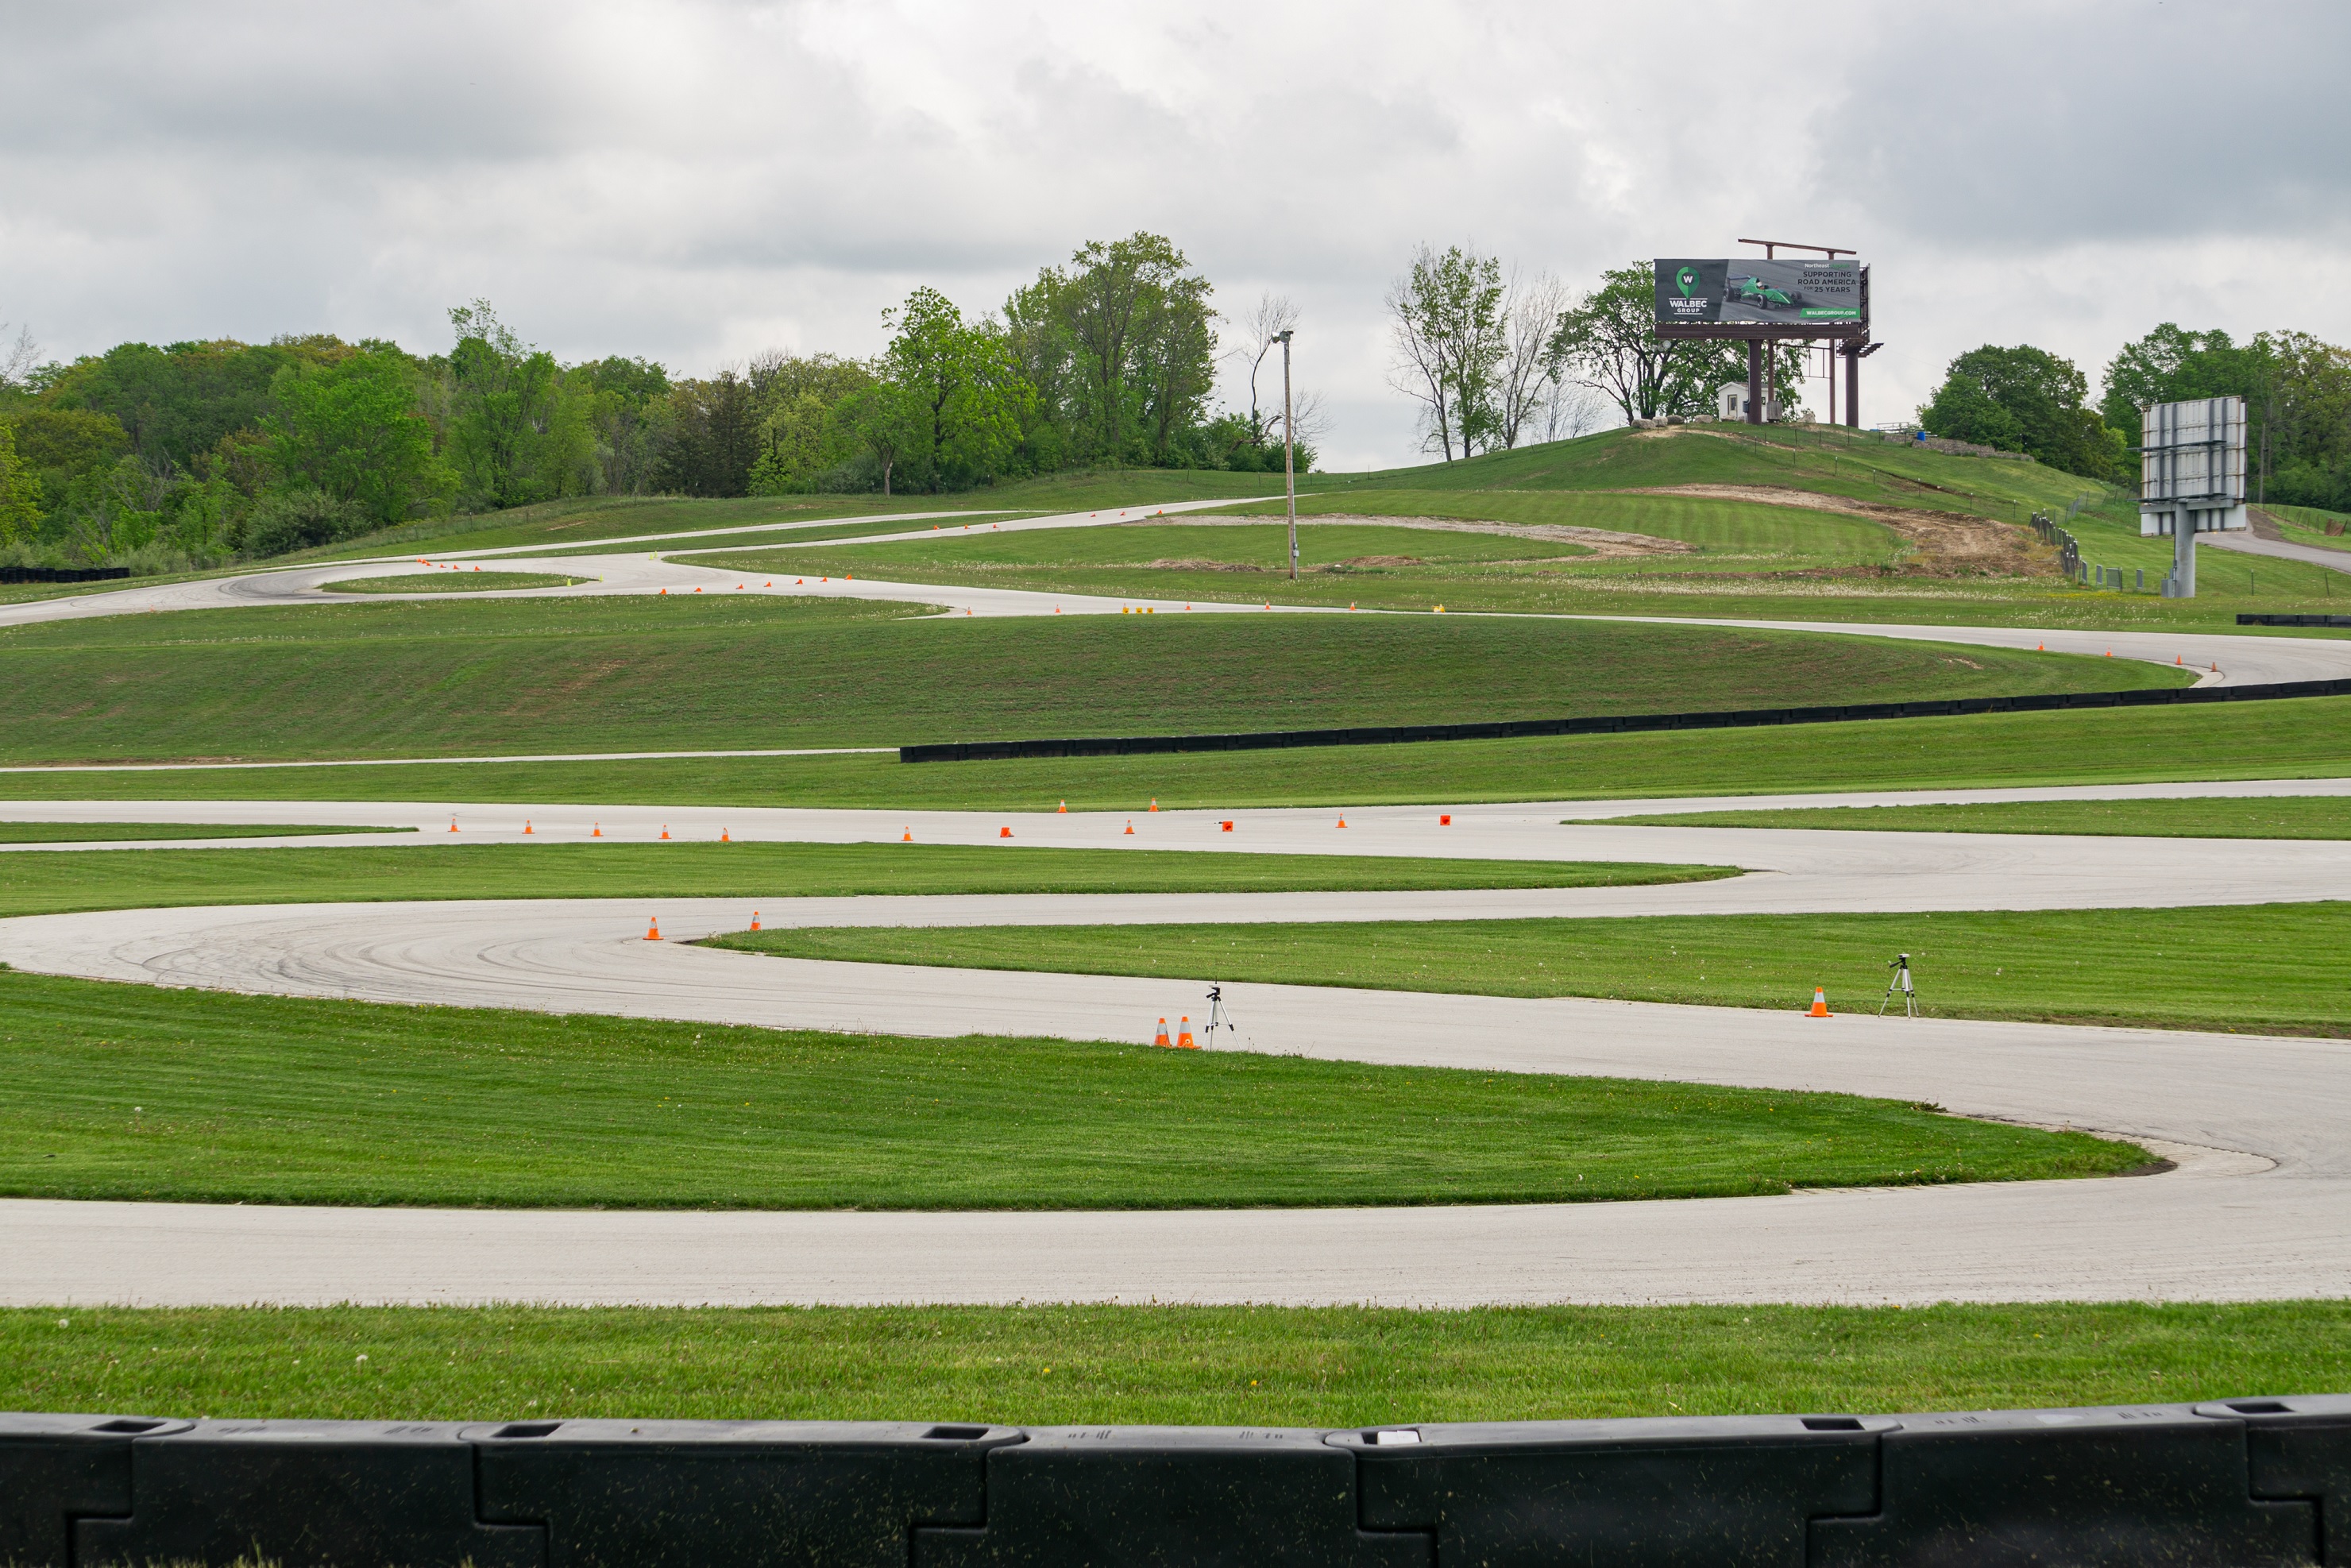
[1616,484,2060,577]
[1138,513,1694,558]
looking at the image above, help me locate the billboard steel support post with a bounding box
[1846,344,1859,428]
[1746,340,1763,425]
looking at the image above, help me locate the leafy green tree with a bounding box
[1387,244,1505,459]
[571,356,672,496]
[1004,234,1214,468]
[875,288,1033,492]
[657,370,761,497]
[42,338,326,469]
[1921,344,2125,480]
[744,353,872,492]
[262,345,441,524]
[445,301,559,508]
[243,488,369,556]
[10,407,130,486]
[2099,324,2267,433]
[0,421,40,545]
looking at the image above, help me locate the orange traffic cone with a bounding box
[646,917,662,940]
[999,826,1013,838]
[448,817,458,833]
[720,828,731,842]
[1149,798,1159,812]
[660,825,670,840]
[1058,800,1067,813]
[523,820,533,834]
[1154,1018,1172,1048]
[592,823,602,837]
[1124,820,1135,835]
[901,827,913,841]
[1808,988,1832,1018]
[1176,1017,1196,1049]
[659,588,667,595]
[750,911,761,931]
[1336,817,1348,828]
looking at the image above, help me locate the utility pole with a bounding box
[1277,329,1298,579]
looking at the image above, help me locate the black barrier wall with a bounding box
[7,1397,2351,1566]
[898,677,2351,764]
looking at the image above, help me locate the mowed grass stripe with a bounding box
[2,691,2327,810]
[717,902,2351,1037]
[8,1301,2335,1427]
[0,593,2181,763]
[1583,795,2351,840]
[0,821,404,844]
[0,972,2139,1210]
[0,841,1732,920]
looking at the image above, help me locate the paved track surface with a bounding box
[2,783,2347,1308]
[0,795,2344,921]
[2210,524,2351,574]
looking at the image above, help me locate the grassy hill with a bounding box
[0,592,2179,764]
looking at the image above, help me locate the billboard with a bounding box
[1654,258,1865,326]
[2141,396,2245,504]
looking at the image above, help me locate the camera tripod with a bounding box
[1880,953,1917,1018]
[1203,983,1241,1046]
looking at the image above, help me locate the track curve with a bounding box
[1,796,2346,1307]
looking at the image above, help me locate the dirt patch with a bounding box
[1144,513,1693,558]
[1612,484,2060,577]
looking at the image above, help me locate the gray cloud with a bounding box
[1,0,2344,468]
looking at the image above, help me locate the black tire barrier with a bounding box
[0,566,132,585]
[6,1396,2349,1566]
[2242,614,2351,628]
[900,677,2351,764]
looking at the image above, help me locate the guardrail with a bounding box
[2242,613,2351,628]
[6,1398,2346,1565]
[900,674,2351,763]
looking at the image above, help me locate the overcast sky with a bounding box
[3,0,2345,469]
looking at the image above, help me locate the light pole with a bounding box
[1276,328,1297,580]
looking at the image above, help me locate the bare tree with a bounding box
[1226,292,1299,445]
[1280,387,1329,450]
[1494,271,1569,449]
[1537,378,1607,444]
[0,324,40,393]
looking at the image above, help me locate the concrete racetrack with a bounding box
[4,497,2348,1310]
[1,790,2346,1308]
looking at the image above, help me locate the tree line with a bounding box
[0,231,1318,569]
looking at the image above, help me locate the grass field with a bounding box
[1589,795,2351,839]
[0,593,2181,764]
[324,570,589,593]
[0,972,2133,1209]
[0,821,403,843]
[716,902,2351,1037]
[0,841,1732,919]
[5,1301,2333,1425]
[6,695,2341,811]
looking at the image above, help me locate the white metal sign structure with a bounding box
[2141,396,2247,598]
